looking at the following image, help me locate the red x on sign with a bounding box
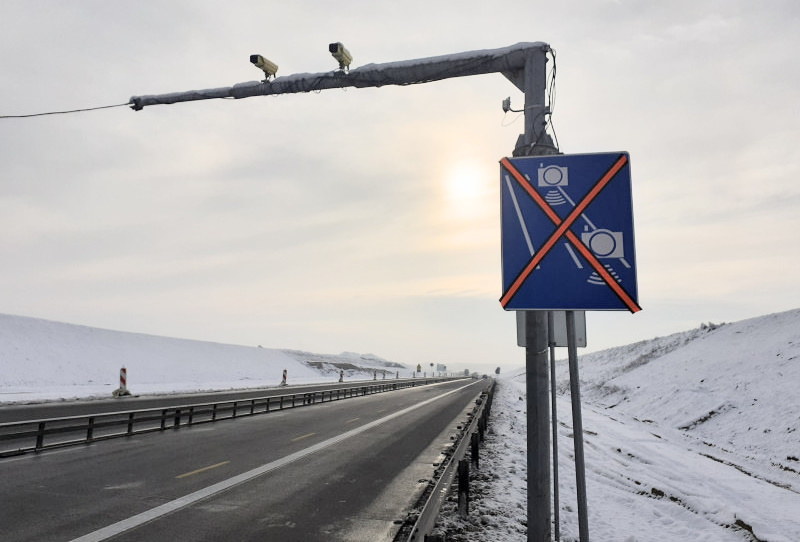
[500,154,641,313]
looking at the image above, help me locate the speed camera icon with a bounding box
[581,228,625,259]
[537,165,568,187]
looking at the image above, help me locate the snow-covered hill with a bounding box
[0,313,410,404]
[439,308,800,541]
[557,310,800,468]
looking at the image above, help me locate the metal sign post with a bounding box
[566,311,589,541]
[547,312,561,541]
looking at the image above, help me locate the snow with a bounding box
[436,308,800,541]
[0,313,409,404]
[2,309,798,541]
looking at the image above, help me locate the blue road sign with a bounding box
[500,152,640,312]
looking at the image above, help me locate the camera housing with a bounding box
[581,229,624,259]
[329,42,353,70]
[249,54,278,79]
[537,165,569,187]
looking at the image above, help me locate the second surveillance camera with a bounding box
[249,54,278,79]
[328,42,353,70]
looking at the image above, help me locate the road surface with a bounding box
[1,378,488,541]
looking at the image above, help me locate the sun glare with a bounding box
[443,163,493,221]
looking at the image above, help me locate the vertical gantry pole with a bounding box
[525,311,551,541]
[548,311,561,540]
[519,46,556,542]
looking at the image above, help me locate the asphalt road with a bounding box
[0,378,488,541]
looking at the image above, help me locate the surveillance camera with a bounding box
[328,42,353,70]
[249,54,278,79]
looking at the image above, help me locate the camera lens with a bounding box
[541,166,563,185]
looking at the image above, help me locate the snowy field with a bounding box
[0,313,409,404]
[1,310,798,541]
[438,309,800,541]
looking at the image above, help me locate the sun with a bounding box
[442,163,492,221]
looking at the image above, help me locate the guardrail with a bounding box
[0,379,444,458]
[396,379,495,541]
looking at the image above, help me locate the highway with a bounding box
[0,378,488,541]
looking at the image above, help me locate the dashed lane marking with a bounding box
[176,461,230,479]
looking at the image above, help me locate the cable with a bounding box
[546,48,560,151]
[0,102,131,119]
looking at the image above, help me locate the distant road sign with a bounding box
[500,152,640,312]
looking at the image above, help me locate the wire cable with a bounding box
[0,102,131,119]
[546,48,560,151]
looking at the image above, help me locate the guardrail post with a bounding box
[174,409,181,429]
[212,404,218,421]
[36,422,46,450]
[188,406,194,426]
[471,432,480,468]
[458,459,470,518]
[87,416,95,441]
[160,409,167,430]
[233,402,238,418]
[127,412,135,435]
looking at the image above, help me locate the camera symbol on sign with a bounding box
[581,228,625,259]
[537,165,568,187]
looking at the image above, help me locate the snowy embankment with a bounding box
[437,309,800,541]
[0,314,408,404]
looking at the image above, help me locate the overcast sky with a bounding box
[1,1,798,374]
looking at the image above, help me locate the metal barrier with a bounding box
[0,379,444,458]
[397,379,495,541]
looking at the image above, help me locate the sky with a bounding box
[1,0,798,375]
